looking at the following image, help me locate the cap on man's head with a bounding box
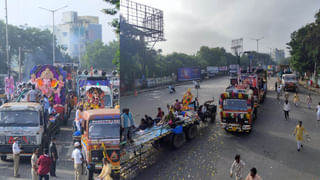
[74,142,80,147]
[13,137,18,140]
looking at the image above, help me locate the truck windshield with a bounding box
[0,111,39,127]
[88,119,120,139]
[223,99,248,111]
[284,76,296,81]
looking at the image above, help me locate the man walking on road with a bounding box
[230,154,246,180]
[31,148,39,180]
[294,121,308,152]
[283,100,290,120]
[49,137,58,177]
[12,137,22,178]
[245,168,262,180]
[72,142,84,180]
[37,148,52,180]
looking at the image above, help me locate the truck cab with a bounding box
[282,74,297,92]
[219,86,257,133]
[80,109,120,178]
[0,102,47,160]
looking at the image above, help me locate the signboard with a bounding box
[218,66,228,72]
[4,76,14,95]
[177,67,201,81]
[229,64,239,73]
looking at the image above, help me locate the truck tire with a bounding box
[211,113,216,123]
[172,132,186,149]
[253,109,258,120]
[0,155,6,161]
[186,125,197,140]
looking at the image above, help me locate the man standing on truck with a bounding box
[27,84,39,102]
[12,137,22,178]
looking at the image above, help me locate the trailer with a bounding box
[120,111,203,178]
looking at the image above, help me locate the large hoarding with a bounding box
[177,67,201,81]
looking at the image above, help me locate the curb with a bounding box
[121,75,227,97]
[298,80,320,94]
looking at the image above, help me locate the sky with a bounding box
[132,0,320,56]
[0,0,117,43]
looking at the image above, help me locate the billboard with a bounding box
[229,64,239,73]
[177,67,201,81]
[219,66,228,72]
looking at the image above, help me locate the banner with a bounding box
[177,67,201,81]
[4,77,14,95]
[218,66,228,71]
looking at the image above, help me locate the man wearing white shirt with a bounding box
[12,137,22,177]
[230,154,246,180]
[72,142,83,180]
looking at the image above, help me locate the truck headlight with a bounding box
[28,136,37,145]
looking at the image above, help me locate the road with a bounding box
[121,76,320,180]
[0,110,90,180]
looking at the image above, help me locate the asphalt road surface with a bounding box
[0,110,90,180]
[121,76,320,180]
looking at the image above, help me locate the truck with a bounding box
[206,66,219,77]
[219,85,257,133]
[0,102,51,160]
[80,108,120,179]
[77,76,113,109]
[282,74,298,92]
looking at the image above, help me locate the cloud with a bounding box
[133,0,320,56]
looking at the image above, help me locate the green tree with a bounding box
[82,40,118,71]
[288,9,320,74]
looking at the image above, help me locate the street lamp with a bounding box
[250,37,264,53]
[39,5,68,65]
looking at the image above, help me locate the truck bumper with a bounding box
[221,123,251,132]
[0,145,40,155]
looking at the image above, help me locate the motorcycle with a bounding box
[168,85,176,94]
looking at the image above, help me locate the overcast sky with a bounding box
[133,0,320,56]
[0,0,116,43]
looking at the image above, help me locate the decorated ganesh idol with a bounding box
[182,88,193,111]
[30,65,66,106]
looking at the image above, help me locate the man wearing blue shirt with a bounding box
[121,109,135,142]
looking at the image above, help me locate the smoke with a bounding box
[23,50,49,82]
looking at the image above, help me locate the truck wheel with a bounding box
[0,155,6,161]
[186,125,197,140]
[172,132,186,149]
[211,113,216,123]
[253,109,258,120]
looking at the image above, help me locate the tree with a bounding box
[0,21,71,79]
[288,9,320,74]
[82,40,118,71]
[102,0,120,34]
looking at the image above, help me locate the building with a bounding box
[270,48,285,62]
[56,11,102,60]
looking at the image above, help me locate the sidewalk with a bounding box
[121,75,226,96]
[298,80,320,93]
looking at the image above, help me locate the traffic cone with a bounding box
[134,89,138,96]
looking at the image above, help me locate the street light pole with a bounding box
[39,5,68,65]
[5,0,9,78]
[251,37,264,53]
